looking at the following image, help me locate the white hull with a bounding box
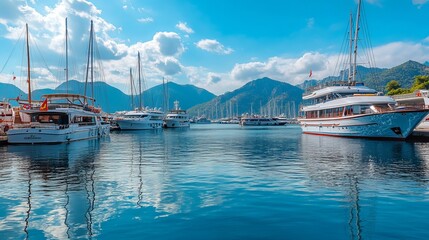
[299,110,428,139]
[116,119,163,130]
[163,119,190,128]
[7,124,104,144]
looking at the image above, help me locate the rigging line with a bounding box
[0,28,25,74]
[30,33,59,83]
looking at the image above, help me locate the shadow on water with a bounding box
[2,140,102,239]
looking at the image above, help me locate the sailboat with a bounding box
[116,52,164,130]
[298,0,429,139]
[7,20,108,144]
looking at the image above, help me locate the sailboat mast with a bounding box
[352,0,362,83]
[26,23,31,105]
[130,68,134,110]
[348,12,353,84]
[138,52,142,111]
[90,20,94,105]
[65,18,69,93]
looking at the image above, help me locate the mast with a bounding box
[352,0,362,83]
[130,68,134,110]
[138,52,142,111]
[348,12,353,84]
[90,21,94,105]
[65,18,69,93]
[84,20,94,105]
[26,23,31,105]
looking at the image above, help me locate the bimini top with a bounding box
[302,95,396,112]
[303,85,378,100]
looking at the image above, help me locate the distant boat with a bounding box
[163,100,190,128]
[194,116,211,124]
[240,115,279,126]
[7,94,107,144]
[116,52,164,130]
[298,0,429,139]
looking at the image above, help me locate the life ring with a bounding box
[4,125,10,132]
[416,92,422,97]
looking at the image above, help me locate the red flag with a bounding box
[13,75,16,80]
[309,69,313,78]
[16,96,20,101]
[40,98,48,111]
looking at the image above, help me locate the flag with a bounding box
[16,96,20,101]
[13,75,16,80]
[309,69,313,78]
[40,98,48,111]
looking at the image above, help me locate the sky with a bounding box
[0,0,428,96]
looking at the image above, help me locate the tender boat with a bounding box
[7,94,109,144]
[298,0,429,139]
[163,100,190,128]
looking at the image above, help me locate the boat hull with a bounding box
[7,125,102,144]
[116,119,163,130]
[299,110,429,139]
[163,119,190,128]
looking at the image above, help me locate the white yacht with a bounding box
[299,85,429,139]
[298,0,429,139]
[393,90,429,132]
[240,116,279,126]
[7,94,109,144]
[116,109,164,130]
[163,100,190,128]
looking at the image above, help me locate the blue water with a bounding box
[1,124,429,239]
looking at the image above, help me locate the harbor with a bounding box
[1,0,429,239]
[2,124,429,239]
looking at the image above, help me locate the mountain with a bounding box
[298,60,429,92]
[143,81,216,110]
[0,83,24,101]
[188,77,303,118]
[0,80,216,113]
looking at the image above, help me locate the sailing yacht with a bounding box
[7,94,106,144]
[163,100,190,128]
[298,0,429,139]
[116,52,164,130]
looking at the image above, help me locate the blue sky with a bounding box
[0,0,428,95]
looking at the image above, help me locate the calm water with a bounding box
[1,124,429,239]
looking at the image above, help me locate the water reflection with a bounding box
[300,134,429,240]
[1,140,102,239]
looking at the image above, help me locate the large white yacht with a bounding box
[299,85,429,139]
[7,94,109,144]
[163,100,190,128]
[298,0,429,139]
[116,109,164,130]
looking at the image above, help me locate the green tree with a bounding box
[410,75,429,92]
[385,80,401,92]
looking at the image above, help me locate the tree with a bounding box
[385,80,401,92]
[410,75,429,92]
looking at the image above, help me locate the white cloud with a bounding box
[196,39,233,55]
[412,0,428,5]
[153,32,184,57]
[156,57,182,75]
[138,17,153,23]
[208,73,222,84]
[175,22,194,34]
[123,5,128,10]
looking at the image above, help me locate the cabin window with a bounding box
[33,114,69,124]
